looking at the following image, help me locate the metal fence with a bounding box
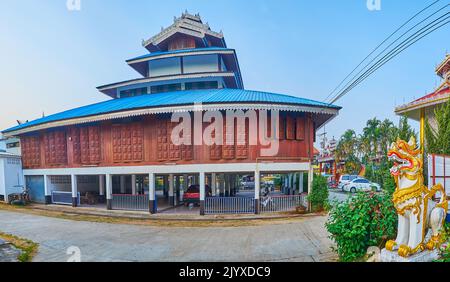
[52,191,80,206]
[260,194,306,213]
[111,194,149,211]
[205,197,255,214]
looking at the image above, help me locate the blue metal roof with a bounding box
[127,47,233,62]
[2,89,341,133]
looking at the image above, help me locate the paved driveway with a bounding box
[0,210,336,262]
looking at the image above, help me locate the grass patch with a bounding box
[0,202,311,228]
[0,232,38,262]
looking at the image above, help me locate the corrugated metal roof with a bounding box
[2,89,341,133]
[127,47,232,62]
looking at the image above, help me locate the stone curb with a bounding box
[28,204,320,222]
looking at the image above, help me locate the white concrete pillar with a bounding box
[149,173,156,214]
[199,172,206,215]
[99,175,105,196]
[307,164,313,211]
[211,173,217,196]
[71,174,78,207]
[284,175,288,194]
[106,174,112,210]
[254,170,261,214]
[299,173,304,194]
[120,175,126,194]
[183,174,189,188]
[131,175,136,195]
[168,174,174,206]
[44,175,51,204]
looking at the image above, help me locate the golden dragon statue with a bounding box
[385,136,448,257]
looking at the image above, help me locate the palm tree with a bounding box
[362,118,381,159]
[335,129,358,162]
[378,119,396,156]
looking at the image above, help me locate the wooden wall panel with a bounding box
[21,135,41,168]
[19,110,316,169]
[278,115,285,140]
[296,116,305,141]
[286,115,295,140]
[157,120,169,161]
[222,120,235,159]
[71,127,81,164]
[112,123,143,163]
[235,120,248,159]
[88,126,101,163]
[44,130,67,165]
[167,121,181,161]
[131,123,144,162]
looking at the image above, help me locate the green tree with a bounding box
[335,129,358,161]
[397,116,417,141]
[425,99,450,155]
[307,174,329,212]
[344,154,362,175]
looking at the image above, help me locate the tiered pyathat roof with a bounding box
[142,11,225,52]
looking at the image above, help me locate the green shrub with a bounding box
[307,174,329,212]
[435,223,450,262]
[326,192,397,262]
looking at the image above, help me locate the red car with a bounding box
[183,184,211,206]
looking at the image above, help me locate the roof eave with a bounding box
[2,103,340,137]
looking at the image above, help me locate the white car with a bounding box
[343,178,381,193]
[338,175,359,190]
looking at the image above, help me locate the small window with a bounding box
[342,176,349,181]
[150,83,182,94]
[185,81,218,90]
[6,142,20,148]
[120,87,147,98]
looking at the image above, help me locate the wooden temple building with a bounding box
[2,13,341,215]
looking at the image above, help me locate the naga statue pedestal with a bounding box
[380,248,440,262]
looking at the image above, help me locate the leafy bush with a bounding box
[307,174,329,212]
[435,223,450,262]
[326,192,397,262]
[365,159,396,195]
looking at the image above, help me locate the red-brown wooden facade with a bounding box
[19,111,315,169]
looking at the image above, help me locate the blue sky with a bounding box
[0,0,448,142]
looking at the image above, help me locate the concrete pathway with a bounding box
[0,210,336,262]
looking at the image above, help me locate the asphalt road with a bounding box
[0,210,337,262]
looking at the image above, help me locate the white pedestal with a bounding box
[381,248,440,262]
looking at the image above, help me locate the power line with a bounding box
[330,15,450,104]
[329,11,450,104]
[322,0,441,103]
[328,3,449,104]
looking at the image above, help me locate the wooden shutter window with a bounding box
[21,135,41,168]
[296,116,305,141]
[286,115,295,140]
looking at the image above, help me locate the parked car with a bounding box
[342,178,381,193]
[338,175,359,190]
[241,181,255,190]
[183,185,211,206]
